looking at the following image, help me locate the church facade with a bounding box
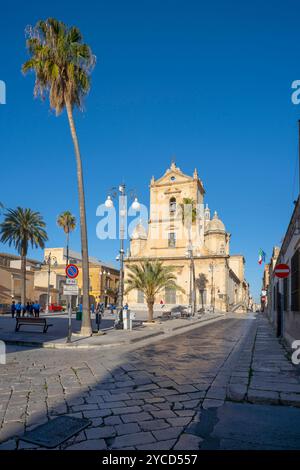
[124,162,250,313]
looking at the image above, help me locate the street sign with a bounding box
[274,263,290,278]
[66,264,79,279]
[66,278,77,285]
[63,284,79,296]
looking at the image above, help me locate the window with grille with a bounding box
[291,250,300,311]
[168,232,176,248]
[169,197,176,214]
[165,287,176,304]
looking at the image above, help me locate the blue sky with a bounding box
[1,0,300,301]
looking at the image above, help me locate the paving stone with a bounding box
[166,416,192,427]
[121,412,152,423]
[173,433,203,450]
[152,426,184,441]
[227,384,247,402]
[247,389,280,405]
[115,423,140,435]
[0,438,17,450]
[86,426,116,439]
[113,405,141,415]
[136,439,176,450]
[140,419,169,431]
[206,387,227,400]
[111,431,156,448]
[150,410,177,419]
[66,439,107,450]
[104,415,122,426]
[202,399,224,409]
[280,393,300,407]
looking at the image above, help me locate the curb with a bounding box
[1,314,224,350]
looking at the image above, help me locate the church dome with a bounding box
[131,222,147,240]
[205,211,225,233]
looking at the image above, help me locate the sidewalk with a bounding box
[0,311,224,349]
[226,314,300,407]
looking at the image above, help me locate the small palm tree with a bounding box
[0,208,48,305]
[22,18,95,336]
[125,260,184,322]
[57,211,76,267]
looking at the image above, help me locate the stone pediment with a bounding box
[152,162,193,186]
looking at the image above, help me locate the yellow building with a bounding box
[124,162,250,312]
[0,249,119,312]
[42,248,119,307]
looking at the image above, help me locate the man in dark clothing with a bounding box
[15,302,22,318]
[33,301,40,318]
[11,301,16,318]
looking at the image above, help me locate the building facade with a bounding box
[264,197,300,345]
[0,248,119,311]
[124,163,250,312]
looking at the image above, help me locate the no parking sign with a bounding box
[65,264,79,279]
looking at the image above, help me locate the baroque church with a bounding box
[124,162,250,312]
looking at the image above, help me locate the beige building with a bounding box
[124,162,250,312]
[42,248,119,307]
[0,248,119,311]
[264,196,300,345]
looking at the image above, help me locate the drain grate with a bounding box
[20,416,91,448]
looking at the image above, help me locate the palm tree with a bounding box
[57,211,76,268]
[0,208,48,305]
[179,197,197,313]
[125,259,184,322]
[22,18,95,336]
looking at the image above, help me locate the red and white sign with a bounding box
[66,264,79,279]
[274,263,290,278]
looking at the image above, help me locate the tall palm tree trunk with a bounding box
[66,230,70,268]
[21,253,26,306]
[65,100,92,336]
[147,300,154,323]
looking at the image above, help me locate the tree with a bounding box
[57,211,76,267]
[196,273,208,312]
[0,208,48,304]
[179,197,197,313]
[125,259,184,322]
[22,18,96,336]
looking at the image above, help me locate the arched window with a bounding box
[169,197,176,214]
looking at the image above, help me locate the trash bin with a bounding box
[76,311,82,321]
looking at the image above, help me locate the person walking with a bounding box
[29,302,34,317]
[15,301,22,318]
[26,302,31,317]
[11,300,16,318]
[33,301,40,318]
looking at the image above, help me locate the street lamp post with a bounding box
[186,244,196,316]
[105,184,140,328]
[44,253,57,314]
[209,262,215,313]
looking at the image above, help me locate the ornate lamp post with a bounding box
[209,262,215,313]
[43,253,58,314]
[105,184,140,328]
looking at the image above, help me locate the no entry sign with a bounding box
[66,264,79,279]
[274,263,290,278]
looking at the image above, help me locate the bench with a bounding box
[15,317,53,333]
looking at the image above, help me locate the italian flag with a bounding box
[258,249,266,265]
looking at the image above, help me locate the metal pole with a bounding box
[298,120,300,196]
[46,256,50,314]
[117,184,125,327]
[67,295,72,343]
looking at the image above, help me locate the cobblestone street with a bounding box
[1,313,300,450]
